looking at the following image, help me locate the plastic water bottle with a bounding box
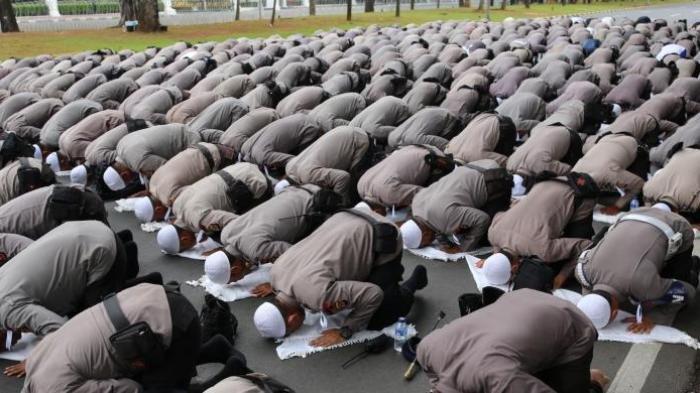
[394,317,407,352]
[630,198,640,210]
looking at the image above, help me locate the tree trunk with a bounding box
[137,0,161,32]
[346,0,351,20]
[0,0,20,32]
[410,0,415,9]
[270,0,277,25]
[119,0,137,26]
[477,0,483,10]
[458,0,465,7]
[310,0,316,15]
[235,0,241,20]
[524,0,529,7]
[500,0,505,9]
[395,0,399,17]
[364,0,373,12]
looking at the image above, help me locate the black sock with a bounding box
[402,265,428,293]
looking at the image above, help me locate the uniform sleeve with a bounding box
[543,156,572,176]
[307,167,353,204]
[684,100,700,116]
[199,129,224,143]
[518,119,541,132]
[5,303,67,336]
[244,239,292,263]
[482,365,557,393]
[264,151,295,169]
[658,120,678,136]
[482,151,509,167]
[139,155,168,176]
[385,181,424,208]
[324,281,384,333]
[455,207,491,251]
[415,134,450,150]
[200,210,239,233]
[544,237,593,279]
[17,126,42,141]
[74,378,143,393]
[613,169,645,195]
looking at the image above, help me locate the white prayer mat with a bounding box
[275,310,417,360]
[553,289,700,349]
[186,264,272,302]
[174,238,221,260]
[0,333,39,362]
[114,197,138,212]
[406,245,492,262]
[593,206,624,225]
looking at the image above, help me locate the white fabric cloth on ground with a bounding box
[554,289,700,349]
[187,263,272,302]
[114,197,138,212]
[405,247,509,292]
[275,309,417,360]
[175,238,222,260]
[0,333,39,362]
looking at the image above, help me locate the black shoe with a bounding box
[458,293,483,316]
[482,286,505,306]
[403,265,428,292]
[123,241,139,278]
[116,229,133,243]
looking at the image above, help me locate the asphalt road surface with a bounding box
[2,3,700,393]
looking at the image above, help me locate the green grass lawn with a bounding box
[0,0,691,59]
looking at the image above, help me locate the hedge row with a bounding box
[12,1,165,17]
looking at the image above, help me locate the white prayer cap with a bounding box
[483,253,511,285]
[354,201,371,211]
[254,302,286,338]
[134,196,154,223]
[157,224,180,254]
[205,251,231,285]
[577,293,611,329]
[512,174,527,196]
[652,202,672,212]
[103,166,126,191]
[274,179,290,195]
[400,220,422,249]
[46,152,60,172]
[70,165,88,185]
[32,144,42,160]
[611,104,622,118]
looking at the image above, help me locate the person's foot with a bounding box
[403,265,428,292]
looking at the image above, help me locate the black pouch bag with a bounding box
[200,294,238,345]
[512,257,554,293]
[105,295,166,373]
[242,373,296,393]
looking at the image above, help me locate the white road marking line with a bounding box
[608,343,663,393]
[670,13,681,17]
[694,10,700,13]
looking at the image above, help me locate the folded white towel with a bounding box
[276,310,417,360]
[186,264,272,302]
[554,289,700,349]
[0,333,39,362]
[141,221,167,233]
[114,197,138,212]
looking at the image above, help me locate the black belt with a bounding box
[216,169,238,191]
[194,143,216,171]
